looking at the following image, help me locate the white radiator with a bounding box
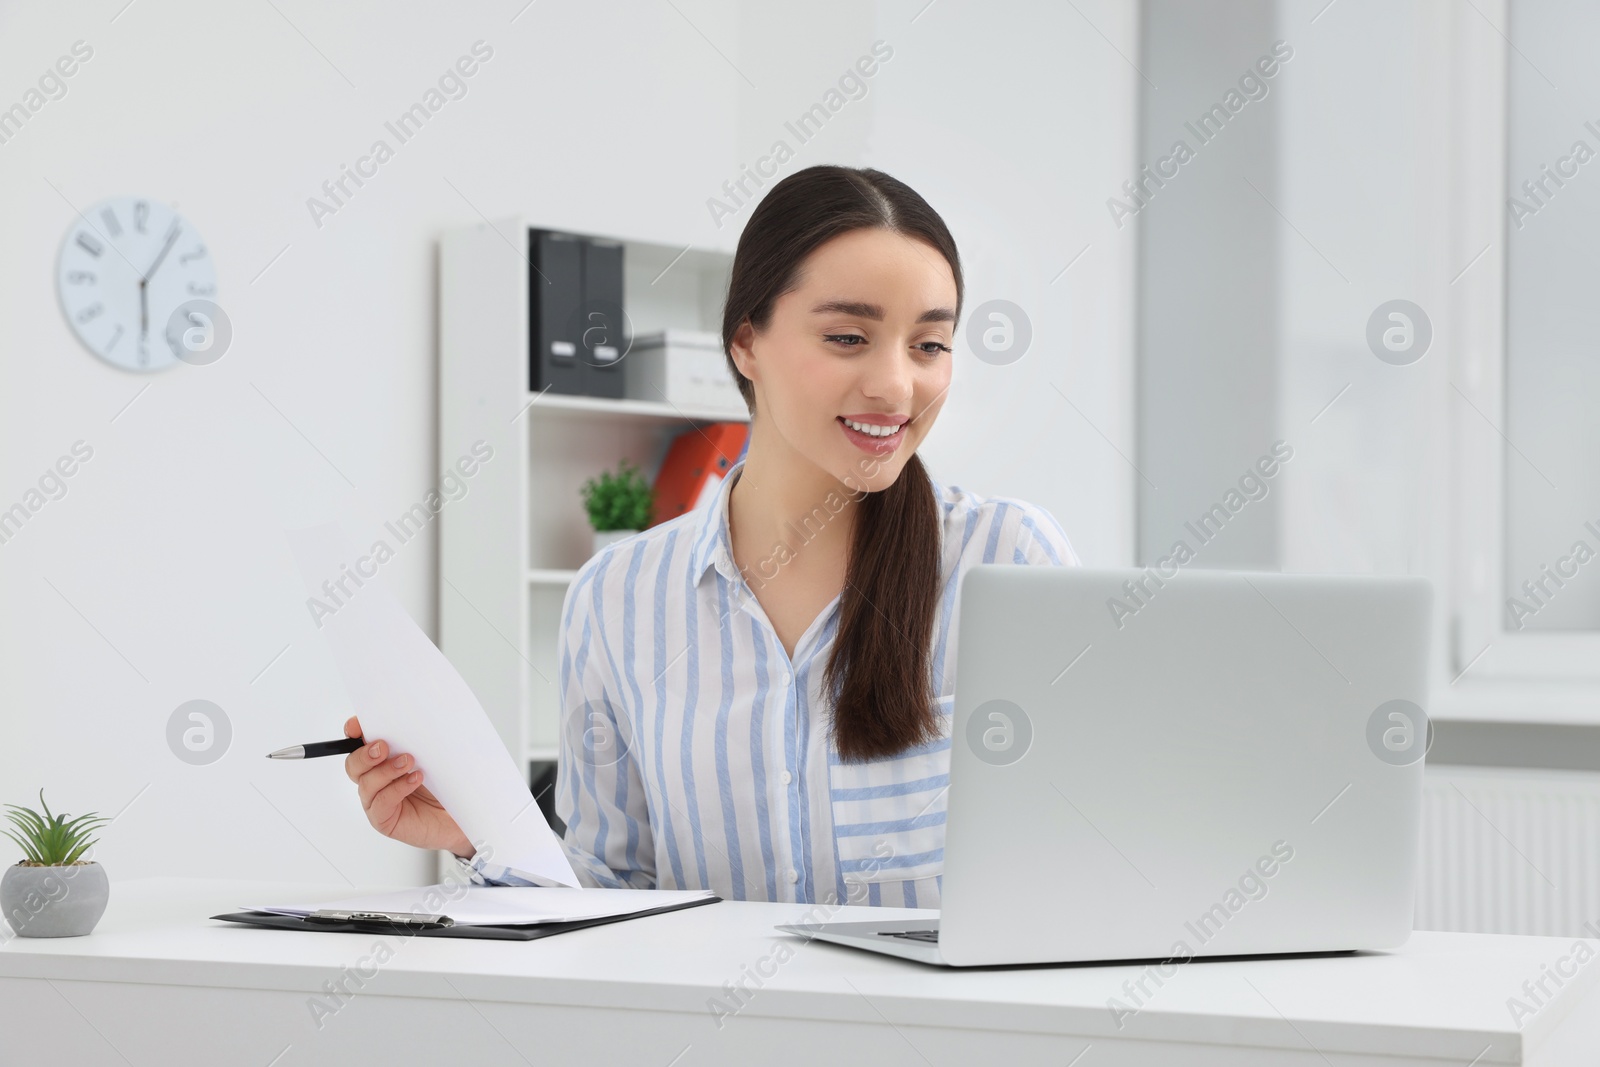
[1417,766,1600,937]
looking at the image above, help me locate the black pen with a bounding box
[267,736,365,760]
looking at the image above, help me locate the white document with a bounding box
[285,521,579,888]
[247,885,714,926]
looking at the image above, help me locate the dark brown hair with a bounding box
[721,165,963,762]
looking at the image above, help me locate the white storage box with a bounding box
[625,329,746,414]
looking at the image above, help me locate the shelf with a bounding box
[524,392,749,425]
[528,568,580,585]
[442,217,737,773]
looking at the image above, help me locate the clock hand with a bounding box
[143,223,181,282]
[139,222,181,356]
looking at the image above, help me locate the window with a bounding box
[1455,0,1600,682]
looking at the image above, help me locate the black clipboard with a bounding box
[210,894,721,941]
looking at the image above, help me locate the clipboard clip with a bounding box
[306,909,455,929]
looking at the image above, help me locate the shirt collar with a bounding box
[687,456,951,584]
[689,457,744,584]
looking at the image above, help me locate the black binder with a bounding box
[210,894,719,942]
[529,229,584,395]
[578,237,627,398]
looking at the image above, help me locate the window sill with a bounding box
[1429,680,1600,772]
[1430,679,1600,727]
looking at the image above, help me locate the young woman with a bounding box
[345,165,1079,909]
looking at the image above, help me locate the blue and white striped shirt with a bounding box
[460,457,1079,907]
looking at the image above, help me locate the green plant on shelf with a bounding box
[2,788,110,867]
[581,459,655,532]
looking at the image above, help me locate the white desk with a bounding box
[2,877,1597,1065]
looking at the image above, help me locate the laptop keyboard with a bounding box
[878,928,939,943]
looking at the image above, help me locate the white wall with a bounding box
[1133,0,1460,694]
[1137,0,1283,568]
[0,0,1137,885]
[1273,0,1457,695]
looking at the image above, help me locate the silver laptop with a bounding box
[777,566,1433,967]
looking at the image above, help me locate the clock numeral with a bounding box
[76,302,104,324]
[66,270,96,284]
[187,282,216,296]
[134,201,149,234]
[75,232,103,257]
[100,208,122,237]
[179,245,208,266]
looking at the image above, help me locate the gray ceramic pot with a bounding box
[1,861,109,937]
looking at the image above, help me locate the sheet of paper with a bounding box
[246,885,714,926]
[285,521,579,888]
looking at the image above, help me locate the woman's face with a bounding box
[730,227,957,494]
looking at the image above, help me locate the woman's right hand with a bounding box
[342,716,475,859]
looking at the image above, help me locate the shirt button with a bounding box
[780,770,793,785]
[783,672,793,686]
[786,869,799,884]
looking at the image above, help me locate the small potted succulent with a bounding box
[581,458,655,556]
[1,789,111,938]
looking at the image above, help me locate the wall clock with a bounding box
[56,196,218,372]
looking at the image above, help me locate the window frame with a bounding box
[1450,0,1600,685]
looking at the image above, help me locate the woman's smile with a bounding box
[838,413,908,454]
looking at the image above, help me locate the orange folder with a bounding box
[652,423,749,526]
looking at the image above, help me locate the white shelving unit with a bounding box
[439,218,746,790]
